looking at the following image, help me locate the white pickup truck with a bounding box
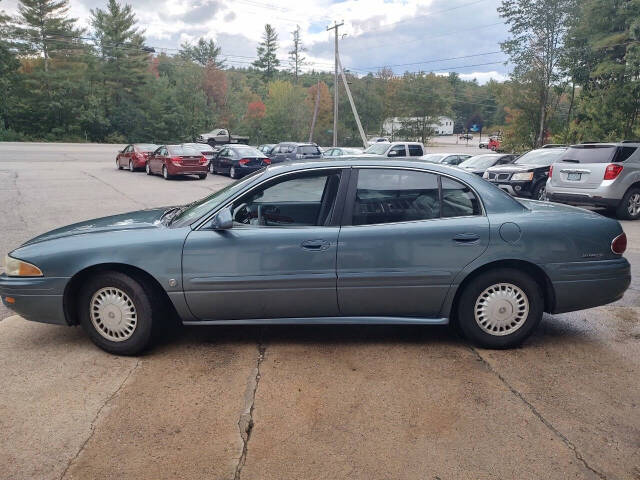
[196,128,249,147]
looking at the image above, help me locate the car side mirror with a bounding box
[211,206,233,230]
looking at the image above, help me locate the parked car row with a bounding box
[117,143,210,180]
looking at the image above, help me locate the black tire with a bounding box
[532,181,546,201]
[129,159,134,172]
[145,162,152,175]
[198,173,207,180]
[209,161,215,174]
[207,139,216,148]
[455,268,543,349]
[229,165,239,179]
[162,165,171,180]
[78,271,156,355]
[615,187,640,220]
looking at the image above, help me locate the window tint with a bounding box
[299,145,321,155]
[388,145,406,157]
[408,144,424,156]
[352,169,440,225]
[232,171,342,227]
[615,146,637,162]
[441,177,481,217]
[560,145,616,163]
[124,145,132,153]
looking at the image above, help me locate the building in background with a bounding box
[382,116,454,141]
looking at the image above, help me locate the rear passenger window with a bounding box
[408,145,424,156]
[300,145,321,155]
[352,169,440,225]
[441,177,481,217]
[614,147,637,162]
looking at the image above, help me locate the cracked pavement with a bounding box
[0,142,638,479]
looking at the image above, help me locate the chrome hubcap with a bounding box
[90,287,137,342]
[474,283,529,336]
[230,167,235,177]
[538,186,546,200]
[628,193,640,216]
[163,167,168,178]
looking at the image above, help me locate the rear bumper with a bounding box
[545,258,631,313]
[0,274,69,325]
[546,191,619,208]
[167,164,208,176]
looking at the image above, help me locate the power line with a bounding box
[357,50,504,71]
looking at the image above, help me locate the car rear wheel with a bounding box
[145,162,152,175]
[129,159,134,172]
[162,165,171,180]
[78,271,156,355]
[230,166,238,179]
[455,268,543,348]
[198,173,207,180]
[616,187,640,220]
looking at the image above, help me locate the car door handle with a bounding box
[301,239,330,251]
[453,233,480,244]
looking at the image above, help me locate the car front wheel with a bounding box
[78,271,156,355]
[455,268,543,348]
[532,181,546,201]
[162,165,171,180]
[116,159,122,170]
[616,187,640,220]
[145,162,152,175]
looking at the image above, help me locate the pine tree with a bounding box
[288,25,306,83]
[179,38,224,68]
[15,0,78,71]
[253,24,280,79]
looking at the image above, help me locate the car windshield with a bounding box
[459,155,501,168]
[515,148,566,165]
[420,154,446,162]
[136,144,158,152]
[168,145,201,156]
[343,148,363,155]
[364,144,390,155]
[233,146,265,157]
[170,170,265,227]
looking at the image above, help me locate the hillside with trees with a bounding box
[0,0,638,148]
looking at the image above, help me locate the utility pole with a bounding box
[327,21,343,147]
[309,80,321,143]
[338,56,367,148]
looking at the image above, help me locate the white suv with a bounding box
[359,141,425,158]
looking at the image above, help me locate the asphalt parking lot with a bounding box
[0,142,638,480]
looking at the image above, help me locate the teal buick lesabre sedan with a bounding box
[0,159,631,355]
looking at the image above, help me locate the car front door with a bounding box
[182,168,349,320]
[118,145,131,167]
[337,168,489,318]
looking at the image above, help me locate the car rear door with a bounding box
[336,168,489,318]
[182,168,349,320]
[550,145,635,190]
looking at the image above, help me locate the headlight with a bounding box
[512,172,534,181]
[4,255,43,277]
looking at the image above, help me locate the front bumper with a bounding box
[488,180,535,197]
[0,273,69,325]
[546,258,631,314]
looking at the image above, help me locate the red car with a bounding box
[145,144,209,180]
[488,137,502,151]
[116,144,158,171]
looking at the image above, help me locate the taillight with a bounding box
[548,165,553,178]
[262,158,271,165]
[170,156,182,165]
[604,164,623,180]
[199,156,207,165]
[238,158,250,165]
[611,232,627,254]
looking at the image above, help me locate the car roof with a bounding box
[570,142,640,147]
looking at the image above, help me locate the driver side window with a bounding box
[232,170,342,227]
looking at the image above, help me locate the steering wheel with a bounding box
[234,203,252,224]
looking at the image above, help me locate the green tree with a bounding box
[288,25,306,83]
[179,38,224,68]
[499,0,577,146]
[263,80,306,141]
[14,0,79,72]
[0,2,20,135]
[564,0,640,141]
[90,0,151,139]
[253,24,280,79]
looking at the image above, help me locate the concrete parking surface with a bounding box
[0,142,638,480]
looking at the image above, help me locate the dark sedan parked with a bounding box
[210,145,271,178]
[116,144,158,171]
[458,153,517,175]
[145,144,208,180]
[0,159,630,355]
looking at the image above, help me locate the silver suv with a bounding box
[359,141,424,158]
[546,142,640,220]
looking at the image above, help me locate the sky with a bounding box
[2,0,512,83]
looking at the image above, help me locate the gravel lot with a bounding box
[0,142,638,480]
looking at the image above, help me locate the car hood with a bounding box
[22,208,168,246]
[486,163,546,173]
